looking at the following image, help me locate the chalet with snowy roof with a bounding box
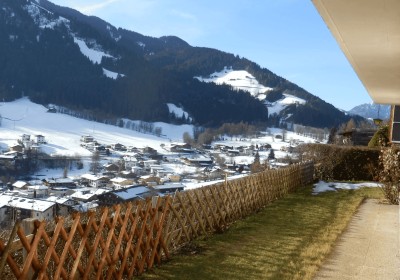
[43,178,76,188]
[103,163,119,172]
[184,157,213,167]
[140,175,161,187]
[9,144,23,153]
[0,194,56,222]
[97,185,157,206]
[49,187,72,197]
[0,154,18,166]
[167,174,181,182]
[152,183,185,194]
[150,165,168,177]
[111,143,126,151]
[12,181,30,190]
[170,143,192,153]
[45,196,76,216]
[110,177,134,189]
[70,188,108,202]
[80,174,109,188]
[131,166,143,176]
[27,185,49,198]
[80,135,94,143]
[124,156,138,169]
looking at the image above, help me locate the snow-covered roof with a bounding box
[81,174,107,181]
[110,177,131,183]
[112,186,151,200]
[45,196,73,204]
[0,194,55,212]
[12,181,29,188]
[46,178,74,184]
[28,185,48,190]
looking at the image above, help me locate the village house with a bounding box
[80,174,109,188]
[150,165,168,177]
[184,157,213,167]
[35,134,46,144]
[9,144,23,153]
[49,187,72,197]
[70,188,108,202]
[103,163,120,173]
[152,183,185,194]
[80,135,94,143]
[123,156,138,169]
[43,178,76,188]
[45,196,76,216]
[167,174,181,182]
[131,166,143,176]
[12,180,30,190]
[0,194,56,222]
[27,185,49,198]
[110,177,134,189]
[97,185,157,206]
[140,175,161,187]
[21,134,30,142]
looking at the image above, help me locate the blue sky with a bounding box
[50,0,373,111]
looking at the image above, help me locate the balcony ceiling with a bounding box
[312,0,400,105]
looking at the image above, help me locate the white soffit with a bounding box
[312,0,400,105]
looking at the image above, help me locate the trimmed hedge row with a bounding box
[298,144,380,181]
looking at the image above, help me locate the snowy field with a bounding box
[0,98,193,156]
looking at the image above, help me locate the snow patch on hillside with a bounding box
[266,94,306,116]
[195,68,272,97]
[25,2,69,29]
[195,68,307,116]
[167,103,192,122]
[73,37,114,64]
[102,68,124,79]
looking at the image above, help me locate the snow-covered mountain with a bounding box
[348,103,390,120]
[0,0,362,128]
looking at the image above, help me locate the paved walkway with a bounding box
[314,199,400,280]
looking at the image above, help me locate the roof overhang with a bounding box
[312,0,400,105]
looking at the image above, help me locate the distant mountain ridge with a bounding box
[0,0,363,128]
[348,103,390,120]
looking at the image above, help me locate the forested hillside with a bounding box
[0,0,362,128]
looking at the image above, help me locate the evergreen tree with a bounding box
[268,149,275,160]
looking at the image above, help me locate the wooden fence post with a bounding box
[21,218,37,280]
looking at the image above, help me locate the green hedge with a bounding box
[298,144,380,181]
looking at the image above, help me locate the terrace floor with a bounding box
[314,199,400,280]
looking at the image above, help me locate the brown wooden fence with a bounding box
[0,161,313,279]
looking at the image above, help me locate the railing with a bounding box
[0,161,314,279]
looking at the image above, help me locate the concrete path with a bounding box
[314,199,400,280]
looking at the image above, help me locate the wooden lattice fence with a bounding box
[0,161,313,279]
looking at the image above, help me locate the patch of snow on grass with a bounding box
[313,181,381,195]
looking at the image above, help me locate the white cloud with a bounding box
[169,9,197,21]
[75,0,121,14]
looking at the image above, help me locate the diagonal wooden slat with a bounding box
[37,217,68,280]
[128,200,153,278]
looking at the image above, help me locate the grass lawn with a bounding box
[139,186,383,280]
